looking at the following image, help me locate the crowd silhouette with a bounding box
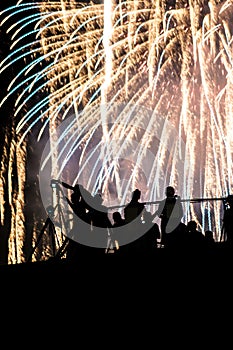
[61,183,233,261]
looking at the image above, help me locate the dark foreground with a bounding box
[0,246,230,343]
[0,243,231,319]
[0,242,231,280]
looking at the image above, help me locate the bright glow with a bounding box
[1,0,233,244]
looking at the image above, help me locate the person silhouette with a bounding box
[87,193,112,229]
[65,185,112,258]
[155,186,183,248]
[111,211,126,254]
[121,189,146,254]
[87,193,115,254]
[186,220,205,249]
[221,194,233,247]
[141,209,160,252]
[204,230,215,248]
[64,184,93,261]
[68,185,90,223]
[112,211,126,227]
[124,189,145,225]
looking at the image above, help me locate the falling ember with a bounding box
[0,131,27,264]
[0,0,233,261]
[99,0,113,195]
[102,0,114,101]
[8,141,27,264]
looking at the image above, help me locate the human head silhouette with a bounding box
[165,186,175,197]
[132,188,141,201]
[187,220,197,232]
[205,230,214,240]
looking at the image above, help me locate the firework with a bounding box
[1,0,233,254]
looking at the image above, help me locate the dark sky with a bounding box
[0,0,16,11]
[0,1,24,94]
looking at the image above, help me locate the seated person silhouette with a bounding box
[87,193,112,229]
[66,186,111,259]
[112,211,126,227]
[186,220,205,249]
[65,183,94,225]
[204,230,215,248]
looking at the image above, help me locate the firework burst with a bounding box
[1,0,233,252]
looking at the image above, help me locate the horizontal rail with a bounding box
[108,197,227,210]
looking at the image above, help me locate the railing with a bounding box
[108,196,227,210]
